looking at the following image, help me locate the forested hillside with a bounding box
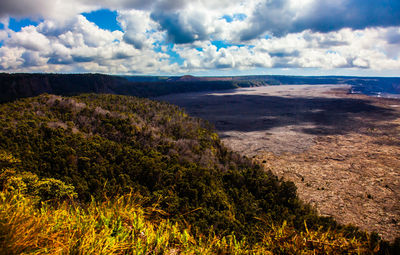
[0,94,398,253]
[0,94,315,236]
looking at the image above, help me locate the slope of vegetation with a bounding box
[0,94,398,253]
[0,152,389,254]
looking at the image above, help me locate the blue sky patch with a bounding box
[211,40,245,50]
[326,50,338,54]
[222,15,233,23]
[154,42,184,65]
[222,13,247,23]
[233,13,247,21]
[82,9,122,32]
[8,18,41,32]
[0,18,4,47]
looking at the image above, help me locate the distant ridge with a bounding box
[167,75,233,82]
[1,73,400,103]
[0,73,238,102]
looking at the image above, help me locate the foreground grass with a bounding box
[0,190,381,254]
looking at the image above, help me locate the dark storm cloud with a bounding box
[21,51,43,66]
[269,50,300,58]
[240,0,292,40]
[112,51,133,60]
[0,0,50,19]
[72,55,96,63]
[241,0,400,40]
[123,33,144,49]
[0,0,157,19]
[215,62,233,69]
[153,0,188,12]
[386,28,400,44]
[150,11,208,44]
[149,0,216,44]
[297,0,400,32]
[47,56,74,65]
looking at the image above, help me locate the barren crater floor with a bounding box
[157,85,400,241]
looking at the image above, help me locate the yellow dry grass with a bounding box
[0,189,375,254]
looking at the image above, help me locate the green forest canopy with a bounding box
[0,93,380,244]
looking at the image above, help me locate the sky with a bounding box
[0,0,399,76]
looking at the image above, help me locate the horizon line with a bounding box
[2,72,400,79]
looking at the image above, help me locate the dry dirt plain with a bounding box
[156,85,400,241]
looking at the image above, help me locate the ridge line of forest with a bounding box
[1,73,400,103]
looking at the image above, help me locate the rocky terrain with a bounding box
[157,84,400,241]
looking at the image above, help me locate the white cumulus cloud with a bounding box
[0,0,399,75]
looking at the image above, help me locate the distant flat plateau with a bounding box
[157,84,400,241]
